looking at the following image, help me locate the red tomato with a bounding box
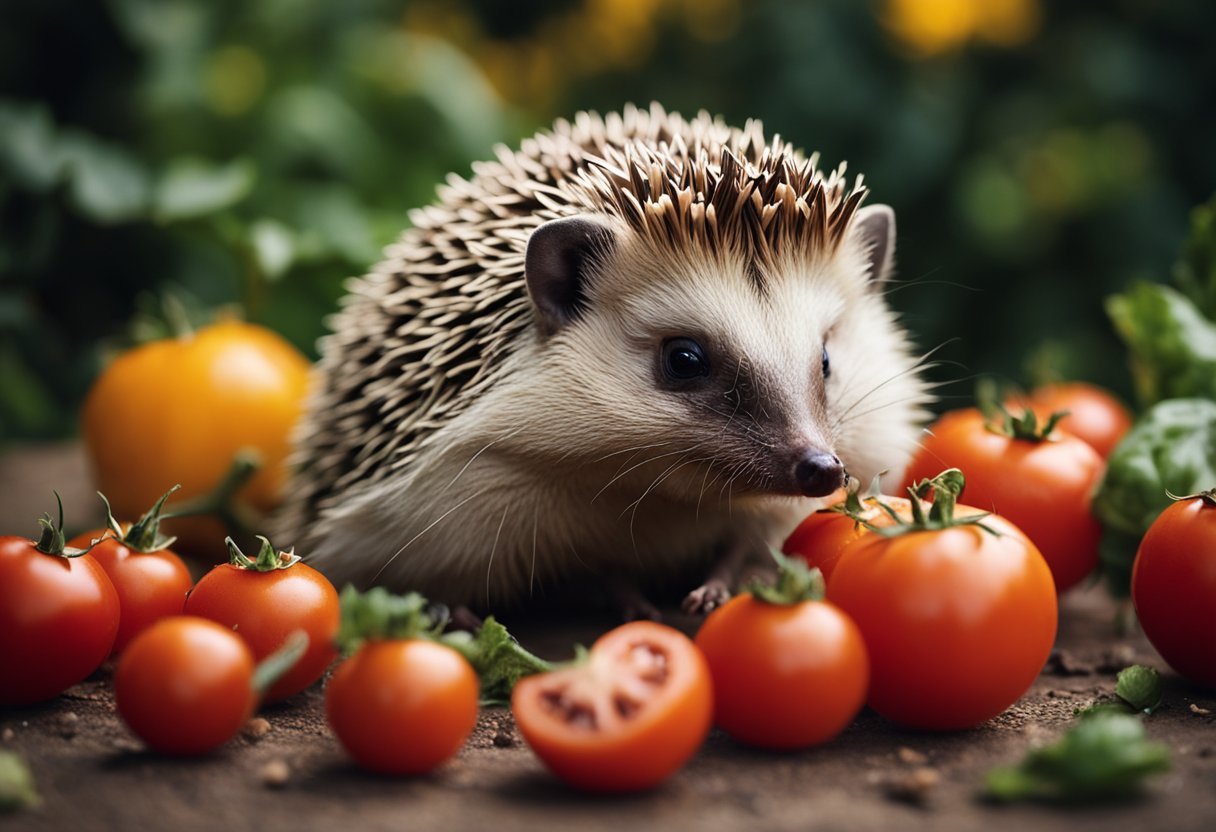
[326,639,479,774]
[828,512,1057,730]
[783,495,914,582]
[1132,494,1216,688]
[68,529,191,654]
[1020,382,1133,459]
[901,407,1103,593]
[115,616,256,755]
[184,540,339,702]
[0,522,119,705]
[512,621,712,792]
[695,592,868,749]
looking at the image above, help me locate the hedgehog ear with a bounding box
[525,216,616,336]
[851,204,896,284]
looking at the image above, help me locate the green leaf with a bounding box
[0,100,65,191]
[984,710,1170,803]
[59,132,151,223]
[0,750,39,813]
[153,157,255,223]
[1091,398,1216,595]
[250,219,296,280]
[444,617,555,707]
[1172,195,1216,321]
[1116,665,1163,714]
[1106,282,1216,407]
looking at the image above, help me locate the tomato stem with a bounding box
[34,492,93,558]
[163,451,262,535]
[1165,487,1216,507]
[744,549,826,605]
[226,535,301,571]
[846,468,998,539]
[978,378,1068,441]
[100,485,181,553]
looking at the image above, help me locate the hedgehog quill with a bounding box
[277,104,931,616]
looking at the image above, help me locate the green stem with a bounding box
[163,450,262,536]
[251,631,310,697]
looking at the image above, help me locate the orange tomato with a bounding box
[81,320,310,553]
[326,639,480,775]
[902,407,1103,592]
[512,621,712,792]
[695,592,868,749]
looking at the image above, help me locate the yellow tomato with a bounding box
[82,320,311,553]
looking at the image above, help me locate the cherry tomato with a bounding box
[1021,382,1133,459]
[1132,493,1216,689]
[326,639,479,775]
[0,509,119,706]
[695,591,868,749]
[67,529,191,654]
[81,319,310,555]
[184,538,338,701]
[115,616,256,755]
[828,512,1057,730]
[512,621,712,792]
[901,407,1103,593]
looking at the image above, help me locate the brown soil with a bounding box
[3,445,1216,831]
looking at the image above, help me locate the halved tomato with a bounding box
[511,621,712,792]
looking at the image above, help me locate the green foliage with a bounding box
[2,0,1216,442]
[985,710,1170,803]
[1091,398,1216,596]
[0,750,39,813]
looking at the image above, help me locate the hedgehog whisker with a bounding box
[831,339,954,429]
[372,487,488,582]
[484,505,510,606]
[442,425,527,494]
[529,509,538,599]
[591,445,700,503]
[626,454,714,546]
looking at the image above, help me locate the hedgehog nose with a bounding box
[794,451,845,497]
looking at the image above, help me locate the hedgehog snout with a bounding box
[792,450,845,497]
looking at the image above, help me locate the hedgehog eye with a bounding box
[661,338,711,382]
[822,344,831,380]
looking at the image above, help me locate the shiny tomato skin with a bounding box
[901,407,1103,593]
[783,496,914,583]
[1132,497,1216,688]
[68,530,192,654]
[1023,382,1133,459]
[0,537,120,705]
[695,594,868,749]
[828,514,1057,730]
[115,616,256,755]
[81,320,311,555]
[326,639,479,775]
[512,621,712,792]
[183,562,339,701]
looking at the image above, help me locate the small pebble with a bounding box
[57,712,80,739]
[260,759,290,789]
[2,727,15,743]
[243,718,272,741]
[492,724,516,748]
[884,767,940,805]
[897,747,927,765]
[1190,704,1212,716]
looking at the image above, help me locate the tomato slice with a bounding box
[512,621,712,792]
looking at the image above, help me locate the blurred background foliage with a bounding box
[1,0,1214,442]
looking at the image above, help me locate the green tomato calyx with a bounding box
[744,548,827,605]
[977,378,1067,442]
[226,535,301,571]
[101,485,180,554]
[34,492,93,558]
[849,468,997,539]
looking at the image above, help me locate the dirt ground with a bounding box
[3,445,1216,832]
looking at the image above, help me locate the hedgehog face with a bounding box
[521,207,927,505]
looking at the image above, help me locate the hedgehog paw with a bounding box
[682,580,732,615]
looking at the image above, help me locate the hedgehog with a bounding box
[276,103,931,616]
